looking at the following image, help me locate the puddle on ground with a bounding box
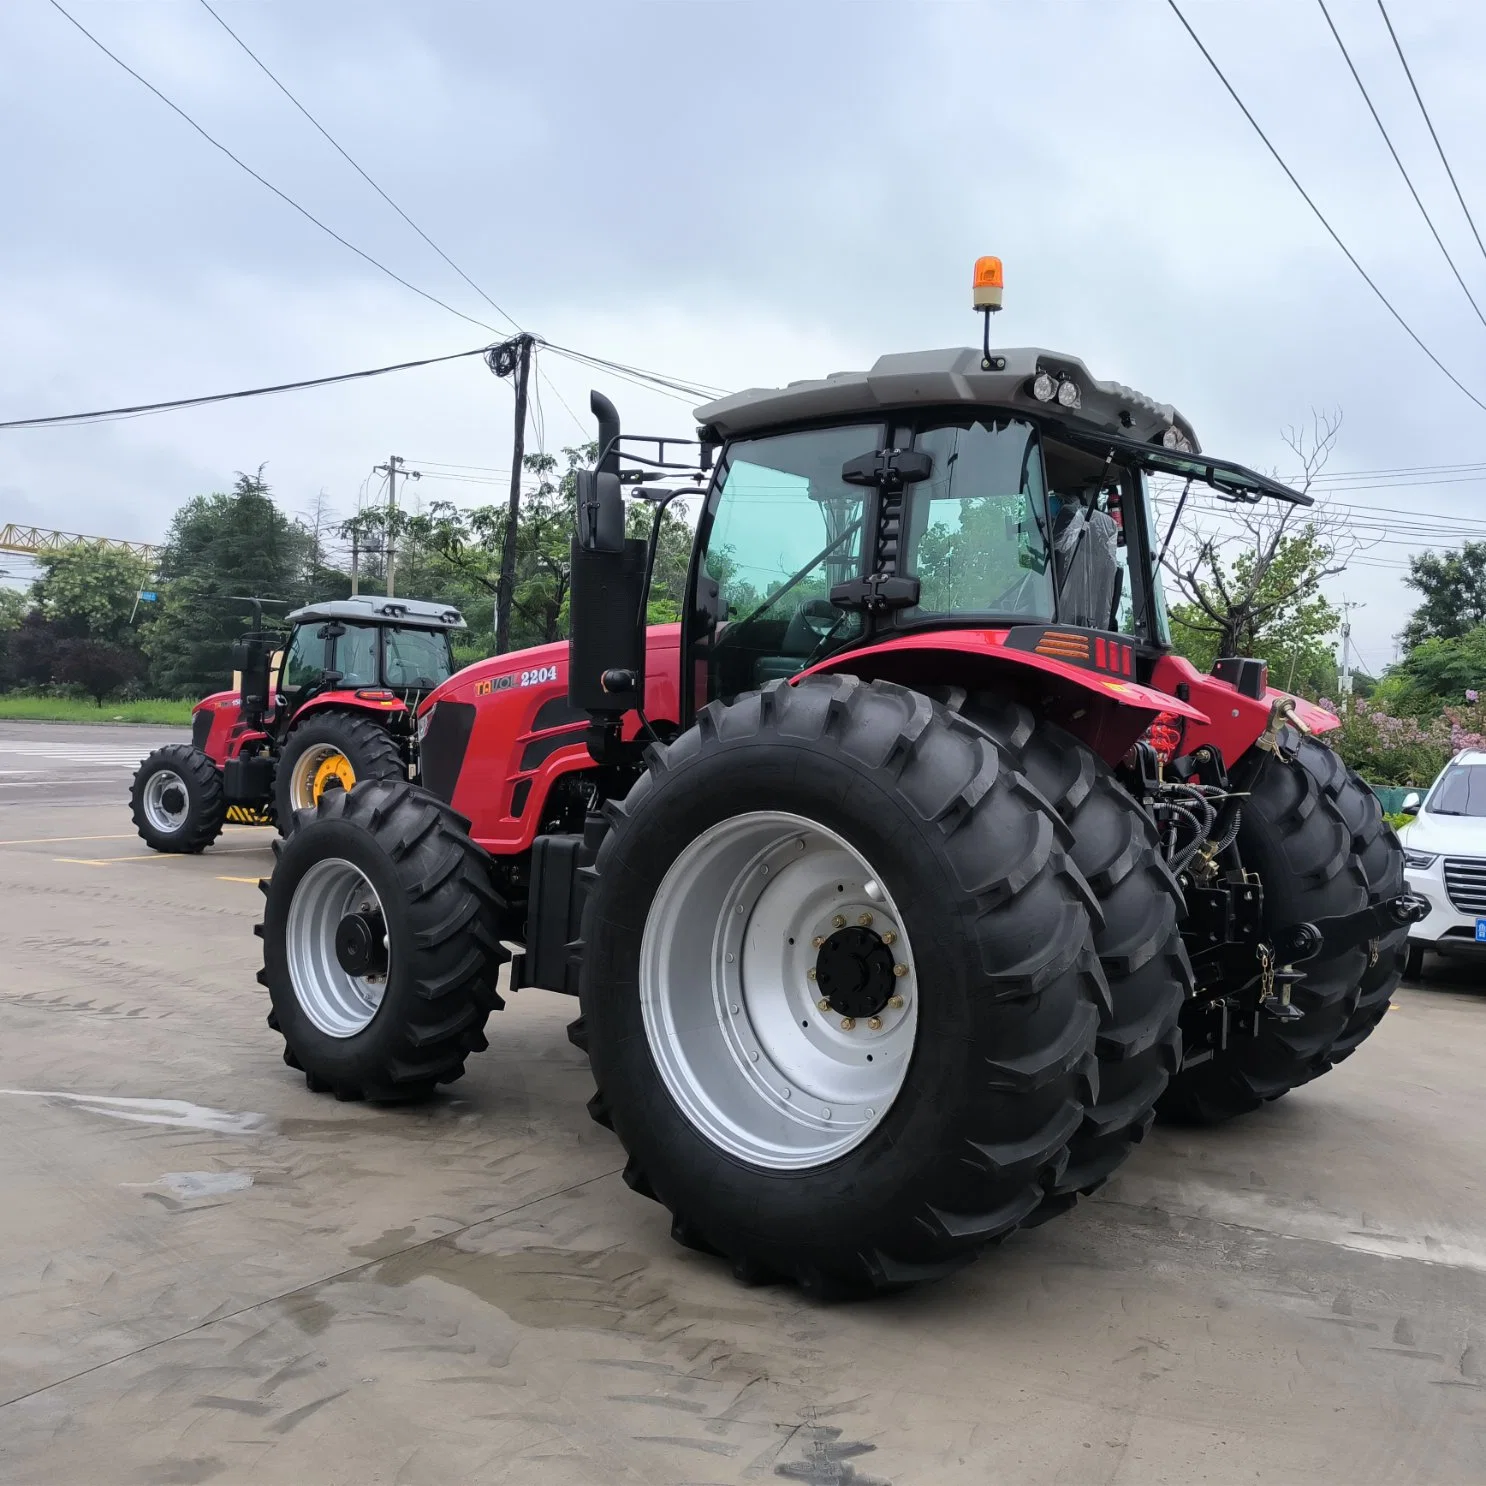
[0,1088,274,1135]
[367,1239,761,1336]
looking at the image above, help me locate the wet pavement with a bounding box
[1,723,1484,1484]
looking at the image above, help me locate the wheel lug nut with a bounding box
[868,1016,883,1031]
[811,936,825,949]
[857,912,873,927]
[817,998,830,1012]
[888,995,904,1010]
[807,968,817,981]
[882,930,897,946]
[840,1017,856,1031]
[832,914,846,929]
[893,963,909,978]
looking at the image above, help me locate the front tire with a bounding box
[258,780,508,1101]
[581,676,1107,1296]
[130,744,226,853]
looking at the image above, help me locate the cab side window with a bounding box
[280,626,326,692]
[334,626,378,687]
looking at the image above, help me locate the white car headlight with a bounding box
[1402,849,1438,870]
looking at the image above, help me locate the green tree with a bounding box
[30,547,152,643]
[1402,541,1486,647]
[142,469,312,695]
[0,586,26,631]
[1390,626,1486,705]
[1167,524,1341,692]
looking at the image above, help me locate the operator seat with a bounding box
[1053,497,1120,631]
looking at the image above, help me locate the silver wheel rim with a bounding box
[640,810,918,1171]
[289,743,352,811]
[141,768,190,834]
[286,857,389,1038]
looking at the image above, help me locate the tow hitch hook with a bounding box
[1272,894,1431,967]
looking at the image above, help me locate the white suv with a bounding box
[1399,748,1486,979]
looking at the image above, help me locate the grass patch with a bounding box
[0,695,193,725]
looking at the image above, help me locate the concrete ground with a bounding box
[1,721,1484,1485]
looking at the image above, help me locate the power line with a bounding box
[0,346,490,430]
[1376,0,1486,275]
[1315,0,1486,332]
[48,0,502,338]
[1166,0,1486,417]
[194,0,521,336]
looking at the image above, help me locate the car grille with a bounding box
[1443,857,1486,914]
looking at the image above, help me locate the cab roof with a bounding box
[694,346,1199,452]
[286,596,466,630]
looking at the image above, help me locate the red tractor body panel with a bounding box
[421,626,682,853]
[290,690,410,726]
[418,624,1340,848]
[1150,654,1340,764]
[192,687,410,769]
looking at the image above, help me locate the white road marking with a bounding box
[0,1089,274,1135]
[123,1170,255,1199]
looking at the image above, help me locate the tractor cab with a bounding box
[277,596,464,706]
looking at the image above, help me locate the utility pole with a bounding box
[1338,599,1363,698]
[350,527,360,597]
[489,334,534,653]
[372,455,420,597]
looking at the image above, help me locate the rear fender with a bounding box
[291,690,407,726]
[798,629,1208,767]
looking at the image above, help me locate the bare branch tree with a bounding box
[1161,409,1373,658]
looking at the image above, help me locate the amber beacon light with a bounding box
[973,256,1005,370]
[972,255,1004,311]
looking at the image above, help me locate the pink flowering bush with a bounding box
[1324,698,1486,785]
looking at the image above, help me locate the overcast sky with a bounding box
[5,0,1486,670]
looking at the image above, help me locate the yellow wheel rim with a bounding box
[310,752,355,802]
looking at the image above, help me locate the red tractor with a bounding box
[257,318,1421,1297]
[130,595,465,852]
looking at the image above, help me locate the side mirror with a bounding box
[574,470,625,554]
[1401,792,1422,816]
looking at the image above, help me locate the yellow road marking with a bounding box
[54,847,265,867]
[0,824,264,848]
[0,832,136,847]
[216,875,263,883]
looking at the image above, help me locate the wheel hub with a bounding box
[159,785,186,815]
[815,925,896,1019]
[334,909,387,979]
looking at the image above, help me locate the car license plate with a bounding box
[1478,918,1486,943]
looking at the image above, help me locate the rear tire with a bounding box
[275,711,406,832]
[581,676,1107,1297]
[130,744,226,853]
[258,779,508,1101]
[1159,732,1373,1124]
[957,696,1189,1202]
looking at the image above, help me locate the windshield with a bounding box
[334,625,379,687]
[1429,762,1486,817]
[384,626,454,689]
[701,424,876,703]
[903,419,1054,620]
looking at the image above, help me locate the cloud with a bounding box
[3,0,1485,662]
